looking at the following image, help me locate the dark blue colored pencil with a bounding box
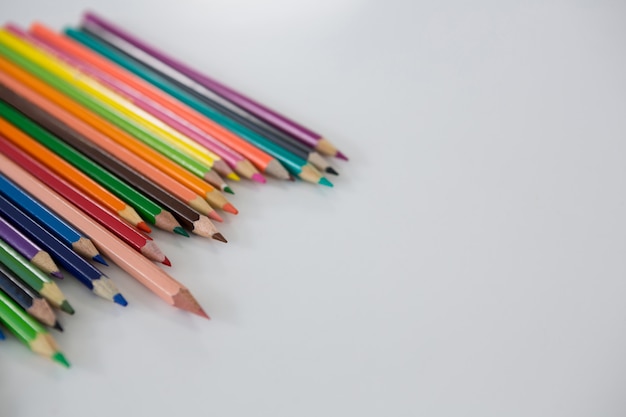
[0,191,126,306]
[0,172,106,265]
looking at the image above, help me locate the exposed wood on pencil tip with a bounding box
[264,159,290,180]
[29,297,57,327]
[172,288,208,318]
[31,250,62,278]
[191,216,221,239]
[154,210,184,234]
[72,236,101,261]
[141,240,167,264]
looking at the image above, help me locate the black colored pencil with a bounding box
[0,263,60,329]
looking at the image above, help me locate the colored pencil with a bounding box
[0,286,68,366]
[0,66,219,221]
[0,264,60,329]
[0,134,169,265]
[0,152,208,318]
[0,28,237,181]
[0,37,239,213]
[82,12,346,161]
[0,237,73,314]
[0,214,61,278]
[9,24,262,183]
[0,100,185,235]
[0,86,226,242]
[0,171,104,265]
[59,23,337,175]
[0,191,127,306]
[29,22,288,181]
[83,12,347,160]
[71,28,331,186]
[0,326,5,340]
[161,72,338,175]
[0,59,234,214]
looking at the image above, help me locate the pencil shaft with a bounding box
[0,190,107,292]
[0,134,166,263]
[0,84,209,233]
[0,159,99,261]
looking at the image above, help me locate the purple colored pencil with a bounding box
[0,214,62,278]
[81,11,347,160]
[6,24,263,182]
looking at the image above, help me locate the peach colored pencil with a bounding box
[0,153,208,317]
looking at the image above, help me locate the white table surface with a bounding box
[1,1,626,416]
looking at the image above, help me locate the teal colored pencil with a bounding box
[67,28,332,186]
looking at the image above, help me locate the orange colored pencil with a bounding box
[0,56,237,214]
[0,152,208,317]
[0,106,148,232]
[0,70,222,222]
[29,23,290,180]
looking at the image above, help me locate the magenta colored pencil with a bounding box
[0,214,62,278]
[81,11,347,160]
[5,24,261,182]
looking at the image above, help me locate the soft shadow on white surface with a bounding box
[1,1,626,416]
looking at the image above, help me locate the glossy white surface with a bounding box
[1,1,626,416]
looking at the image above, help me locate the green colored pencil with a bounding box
[0,100,186,235]
[0,287,69,367]
[0,42,218,186]
[0,237,73,314]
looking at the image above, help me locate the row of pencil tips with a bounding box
[0,11,347,367]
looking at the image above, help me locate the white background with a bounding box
[1,0,626,416]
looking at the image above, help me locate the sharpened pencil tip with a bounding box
[113,294,128,307]
[208,211,224,222]
[137,222,152,233]
[52,352,70,368]
[326,167,339,176]
[288,174,296,182]
[222,203,239,215]
[60,300,75,315]
[226,172,240,181]
[53,321,64,332]
[92,254,108,266]
[162,257,172,267]
[197,308,210,319]
[251,173,267,184]
[0,330,5,340]
[319,177,334,187]
[51,271,64,279]
[174,227,190,237]
[336,151,349,161]
[212,233,227,243]
[224,186,234,195]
